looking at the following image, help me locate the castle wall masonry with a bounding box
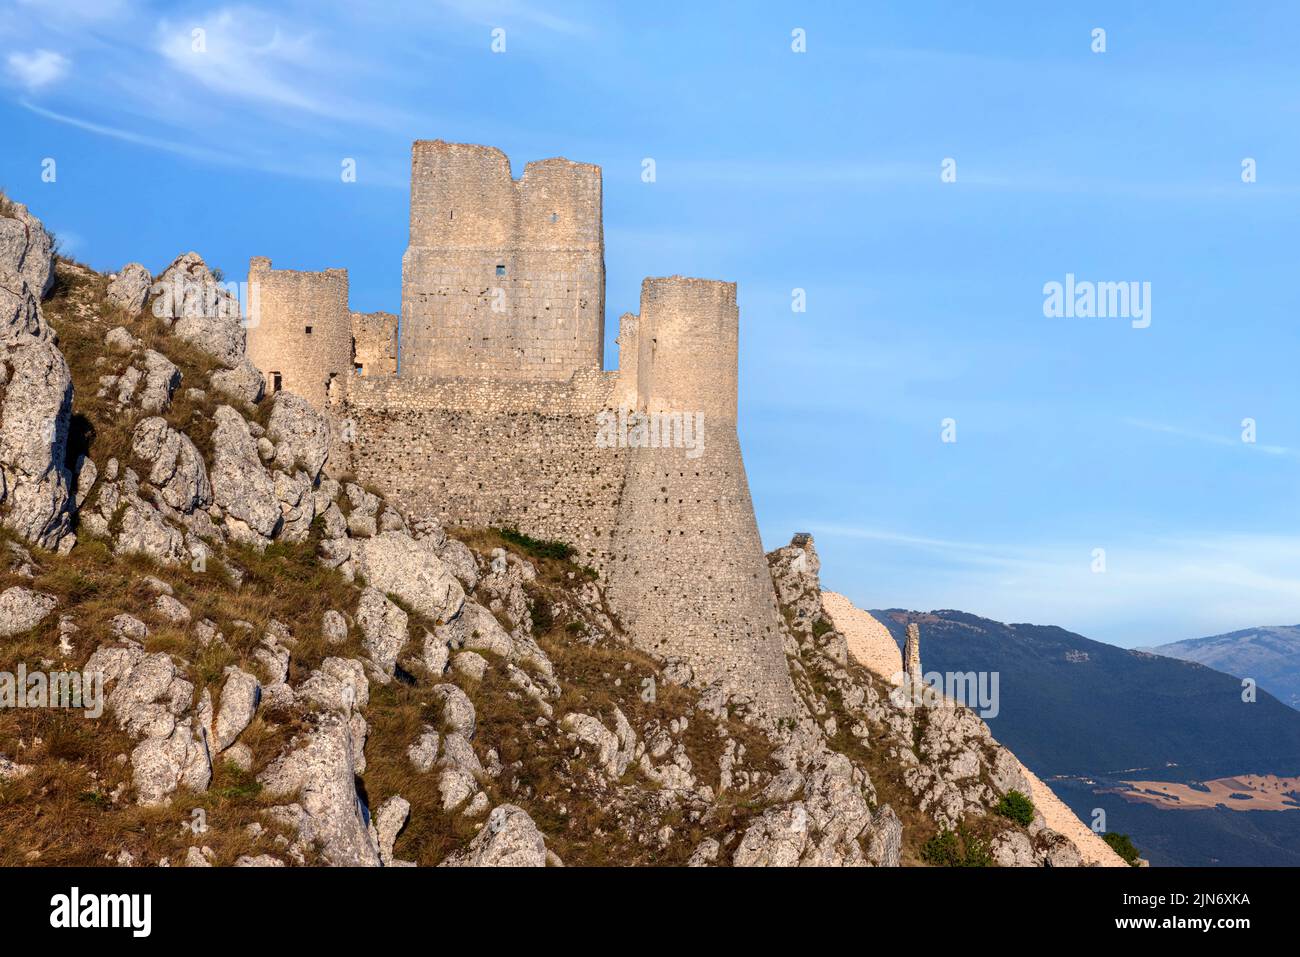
[252,141,798,718]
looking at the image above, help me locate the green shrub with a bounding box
[530,596,555,633]
[922,829,961,866]
[995,789,1035,826]
[1103,831,1142,866]
[922,827,992,867]
[497,527,575,561]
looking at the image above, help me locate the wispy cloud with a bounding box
[5,49,68,90]
[19,99,231,164]
[1124,418,1299,458]
[155,8,329,115]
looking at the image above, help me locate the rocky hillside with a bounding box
[0,193,1095,867]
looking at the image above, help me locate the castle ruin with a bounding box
[245,140,797,717]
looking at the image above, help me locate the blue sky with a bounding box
[3,0,1299,646]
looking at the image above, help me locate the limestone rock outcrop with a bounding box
[210,405,281,543]
[153,252,245,367]
[0,196,55,299]
[259,713,380,867]
[438,804,547,867]
[0,336,75,550]
[106,263,151,313]
[351,531,465,624]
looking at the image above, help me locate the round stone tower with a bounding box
[245,256,351,410]
[607,277,797,718]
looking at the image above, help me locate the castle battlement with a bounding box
[408,140,603,250]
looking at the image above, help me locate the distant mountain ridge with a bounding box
[1143,625,1300,711]
[866,608,1300,864]
[868,609,1300,781]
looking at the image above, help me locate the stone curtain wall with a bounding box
[399,141,604,380]
[246,257,351,410]
[344,370,626,570]
[350,311,398,377]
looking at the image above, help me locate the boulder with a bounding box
[0,338,74,549]
[105,263,152,313]
[73,455,97,509]
[351,531,465,625]
[113,494,187,566]
[438,804,547,867]
[407,727,439,772]
[273,469,315,542]
[732,804,810,867]
[89,646,193,738]
[138,350,180,414]
[266,392,330,479]
[259,713,380,867]
[452,651,488,681]
[0,585,56,636]
[430,683,476,739]
[209,358,264,405]
[298,657,369,713]
[991,830,1038,867]
[130,718,211,806]
[152,594,191,625]
[214,666,260,751]
[436,600,512,659]
[560,709,634,779]
[1042,831,1083,868]
[104,326,140,354]
[0,280,47,347]
[153,253,245,366]
[355,587,408,680]
[321,609,349,644]
[210,405,280,541]
[371,796,410,867]
[131,417,211,513]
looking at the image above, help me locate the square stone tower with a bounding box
[399,141,604,379]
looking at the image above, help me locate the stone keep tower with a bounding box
[246,257,351,410]
[399,140,605,379]
[606,278,797,718]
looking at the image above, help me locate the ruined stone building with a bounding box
[246,140,796,717]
